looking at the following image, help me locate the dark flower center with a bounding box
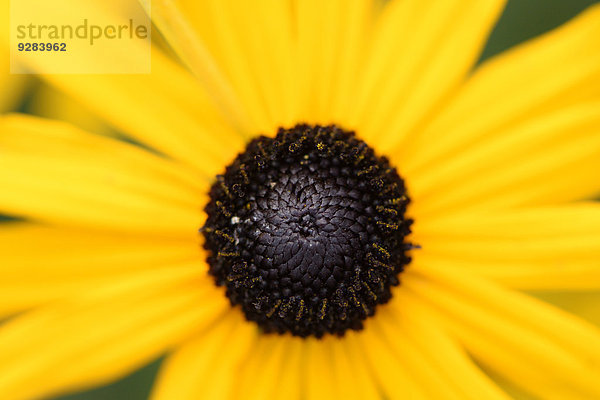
[203,124,413,337]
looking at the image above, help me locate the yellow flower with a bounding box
[1,1,600,399]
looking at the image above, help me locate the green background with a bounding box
[47,0,599,399]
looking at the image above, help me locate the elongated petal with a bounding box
[295,0,378,125]
[398,4,600,180]
[233,334,291,400]
[41,54,244,178]
[153,0,380,132]
[272,337,303,400]
[410,102,600,216]
[139,0,253,136]
[388,293,511,400]
[0,115,204,236]
[305,337,337,400]
[151,310,257,400]
[206,0,297,131]
[406,266,600,399]
[0,223,204,316]
[0,224,200,276]
[372,312,463,400]
[538,292,600,328]
[352,0,506,147]
[149,0,298,134]
[0,268,227,400]
[328,332,380,400]
[358,325,427,400]
[413,203,600,289]
[27,85,116,137]
[343,333,381,400]
[330,338,360,400]
[0,0,244,175]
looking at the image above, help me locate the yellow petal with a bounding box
[414,255,599,292]
[352,0,506,148]
[27,84,117,137]
[406,267,600,399]
[410,102,600,216]
[0,0,244,176]
[402,288,566,400]
[149,0,298,134]
[339,332,381,400]
[141,0,253,135]
[537,291,600,328]
[305,337,337,400]
[210,0,297,130]
[358,325,427,400]
[233,334,290,400]
[273,337,303,400]
[325,1,378,125]
[412,203,600,289]
[330,337,361,400]
[399,4,600,175]
[295,0,379,126]
[0,115,205,236]
[151,310,256,400]
[0,223,204,316]
[373,310,463,400]
[0,224,200,275]
[389,292,511,400]
[0,267,226,400]
[42,50,244,177]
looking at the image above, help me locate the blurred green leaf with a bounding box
[51,358,162,400]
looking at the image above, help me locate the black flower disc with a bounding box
[203,124,413,337]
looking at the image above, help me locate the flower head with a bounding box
[1,1,600,400]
